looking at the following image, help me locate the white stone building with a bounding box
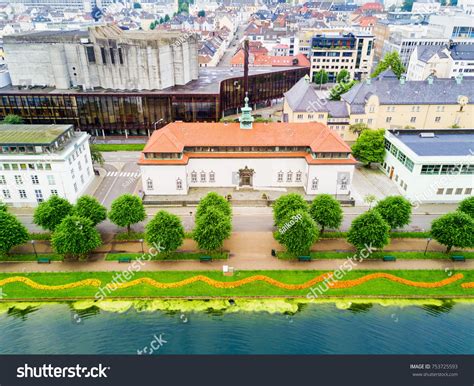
[381,130,474,204]
[139,99,356,197]
[3,25,199,91]
[0,124,94,207]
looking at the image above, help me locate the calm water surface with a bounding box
[0,302,472,354]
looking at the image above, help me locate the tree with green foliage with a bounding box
[276,210,319,256]
[108,194,146,233]
[430,212,474,253]
[145,210,184,256]
[133,2,141,8]
[374,196,412,230]
[0,211,29,255]
[336,69,350,83]
[196,192,232,221]
[197,9,205,17]
[1,114,23,124]
[51,216,102,260]
[349,122,369,138]
[329,79,357,101]
[90,145,104,165]
[164,14,170,22]
[193,207,232,251]
[347,210,390,251]
[371,51,406,79]
[272,193,309,225]
[309,194,343,234]
[0,202,7,212]
[149,20,157,30]
[364,194,377,209]
[458,196,474,218]
[74,195,107,226]
[159,17,164,24]
[313,70,328,85]
[33,195,73,232]
[351,129,385,166]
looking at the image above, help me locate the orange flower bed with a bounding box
[107,272,464,291]
[0,276,101,291]
[107,273,333,291]
[461,282,474,288]
[327,273,464,289]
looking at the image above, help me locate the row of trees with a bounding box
[272,193,474,255]
[145,192,232,255]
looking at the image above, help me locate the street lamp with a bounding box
[424,237,432,256]
[139,239,145,254]
[31,240,38,259]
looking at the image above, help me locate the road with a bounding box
[218,24,247,67]
[19,206,445,234]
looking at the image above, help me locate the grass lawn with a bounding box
[105,251,228,261]
[0,253,63,262]
[0,270,472,299]
[276,251,474,260]
[92,144,145,152]
[28,232,51,241]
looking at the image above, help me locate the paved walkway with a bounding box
[2,232,472,273]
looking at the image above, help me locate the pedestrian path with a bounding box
[105,171,141,178]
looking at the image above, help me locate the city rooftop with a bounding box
[0,124,72,146]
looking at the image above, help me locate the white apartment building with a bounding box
[0,124,94,207]
[310,32,374,82]
[381,130,474,203]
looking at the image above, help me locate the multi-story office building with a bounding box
[3,25,199,91]
[0,124,94,207]
[309,32,374,83]
[382,130,474,203]
[283,72,474,141]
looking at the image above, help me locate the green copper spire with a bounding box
[239,94,254,129]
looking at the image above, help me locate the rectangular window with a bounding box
[191,172,197,183]
[466,188,473,195]
[3,164,10,170]
[445,188,453,195]
[47,175,56,185]
[410,116,416,123]
[100,47,107,64]
[455,188,463,195]
[18,189,27,199]
[386,117,392,123]
[80,175,84,184]
[209,171,215,183]
[461,165,474,175]
[110,48,115,64]
[118,48,124,65]
[397,151,406,164]
[436,188,444,195]
[287,172,293,182]
[78,161,82,171]
[176,179,183,190]
[390,144,398,157]
[31,175,39,185]
[0,175,5,185]
[384,140,391,151]
[440,165,460,175]
[435,116,441,122]
[277,172,283,182]
[86,46,96,63]
[50,189,58,196]
[15,175,23,185]
[146,179,153,190]
[2,189,10,199]
[296,171,302,182]
[45,164,52,170]
[405,158,414,172]
[421,165,441,175]
[35,189,43,203]
[297,114,303,120]
[73,183,78,193]
[200,171,206,183]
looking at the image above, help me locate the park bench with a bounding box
[451,255,465,262]
[37,257,51,264]
[383,255,396,262]
[298,255,312,262]
[200,256,212,262]
[118,257,132,263]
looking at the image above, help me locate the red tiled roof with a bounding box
[142,121,351,155]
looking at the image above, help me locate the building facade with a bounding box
[283,73,474,142]
[139,99,356,197]
[0,124,94,207]
[0,66,308,136]
[382,130,474,203]
[309,32,374,83]
[3,25,200,91]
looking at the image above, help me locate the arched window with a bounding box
[312,177,319,190]
[200,171,206,182]
[295,171,302,182]
[146,178,153,190]
[340,176,348,190]
[176,178,183,190]
[277,171,283,182]
[287,171,293,182]
[191,171,197,183]
[209,171,215,183]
